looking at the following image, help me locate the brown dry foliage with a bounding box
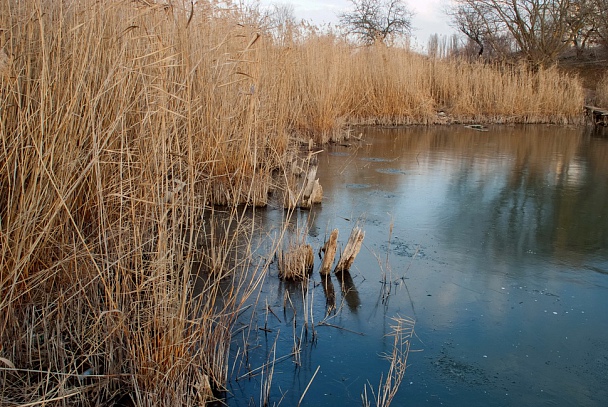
[0,0,587,406]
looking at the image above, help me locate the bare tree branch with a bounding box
[449,0,594,65]
[339,0,413,45]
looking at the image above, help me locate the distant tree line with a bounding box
[258,0,608,66]
[448,0,608,65]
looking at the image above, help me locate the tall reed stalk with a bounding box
[596,73,608,107]
[362,316,415,407]
[0,0,279,405]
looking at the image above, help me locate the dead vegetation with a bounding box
[278,243,314,281]
[279,225,365,282]
[335,227,366,273]
[596,72,608,107]
[362,316,416,407]
[0,0,590,406]
[320,229,340,276]
[282,151,324,209]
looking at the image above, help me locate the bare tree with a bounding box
[267,3,298,46]
[587,0,608,49]
[338,0,413,45]
[427,33,462,59]
[549,0,608,57]
[448,3,490,56]
[450,0,583,65]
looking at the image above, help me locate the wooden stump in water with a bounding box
[584,105,608,126]
[297,158,323,208]
[334,227,365,273]
[320,229,339,276]
[283,153,323,209]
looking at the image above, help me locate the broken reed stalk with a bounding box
[320,229,339,275]
[297,365,321,407]
[335,227,365,273]
[362,316,415,407]
[260,333,279,407]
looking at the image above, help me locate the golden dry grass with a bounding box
[0,1,274,405]
[0,1,588,406]
[596,73,608,107]
[260,41,584,130]
[278,243,314,281]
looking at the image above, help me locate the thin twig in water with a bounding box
[297,365,320,407]
[236,351,296,381]
[317,321,365,336]
[266,305,282,323]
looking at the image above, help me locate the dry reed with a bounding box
[278,244,314,281]
[596,73,608,108]
[0,1,278,405]
[257,23,585,138]
[362,316,415,407]
[0,0,588,405]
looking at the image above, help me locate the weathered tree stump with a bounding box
[298,157,323,208]
[320,229,339,276]
[283,153,323,209]
[334,227,365,273]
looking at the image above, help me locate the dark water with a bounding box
[227,125,608,406]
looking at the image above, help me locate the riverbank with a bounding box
[0,1,597,406]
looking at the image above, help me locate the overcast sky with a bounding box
[254,0,456,51]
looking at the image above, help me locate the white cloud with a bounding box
[410,0,448,18]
